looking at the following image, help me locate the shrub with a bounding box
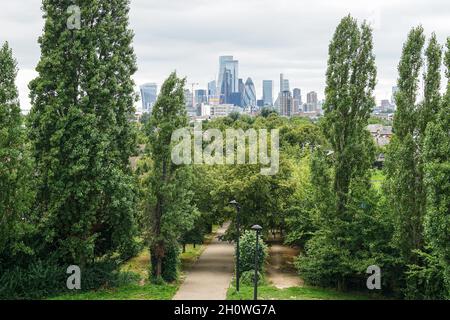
[240,270,265,286]
[237,230,268,274]
[0,259,137,300]
[404,250,448,300]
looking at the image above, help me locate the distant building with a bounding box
[208,80,217,99]
[307,91,318,105]
[306,91,318,112]
[184,89,193,108]
[140,83,158,113]
[201,104,211,117]
[279,91,293,117]
[195,89,208,106]
[280,73,290,92]
[238,78,245,107]
[380,99,392,111]
[293,88,302,104]
[368,124,393,146]
[218,56,239,103]
[220,69,233,104]
[210,104,242,118]
[257,99,265,108]
[243,77,256,112]
[293,88,302,114]
[262,80,273,106]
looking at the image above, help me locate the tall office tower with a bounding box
[238,78,245,106]
[243,77,256,112]
[280,91,293,117]
[208,80,217,97]
[307,91,318,111]
[280,73,290,93]
[218,56,239,99]
[263,80,273,106]
[195,89,208,106]
[140,83,158,113]
[280,73,284,93]
[307,91,318,104]
[293,88,302,104]
[220,69,233,104]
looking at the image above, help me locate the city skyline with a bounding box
[2,0,450,112]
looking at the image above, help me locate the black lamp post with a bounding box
[229,200,241,292]
[251,224,262,301]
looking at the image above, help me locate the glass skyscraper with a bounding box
[140,83,158,113]
[263,80,273,106]
[218,56,239,102]
[280,73,290,93]
[243,77,256,112]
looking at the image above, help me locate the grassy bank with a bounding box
[227,285,379,300]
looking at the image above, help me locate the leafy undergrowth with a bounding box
[49,226,220,300]
[227,285,381,300]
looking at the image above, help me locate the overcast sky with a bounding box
[1,0,449,111]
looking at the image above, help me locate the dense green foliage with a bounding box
[383,28,449,299]
[295,16,389,291]
[385,27,427,264]
[142,72,199,282]
[0,42,34,271]
[237,230,268,274]
[28,0,139,266]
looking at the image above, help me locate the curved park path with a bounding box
[173,223,234,300]
[266,238,303,289]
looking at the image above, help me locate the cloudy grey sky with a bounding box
[1,0,449,111]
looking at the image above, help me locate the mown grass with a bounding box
[227,284,379,300]
[49,283,178,300]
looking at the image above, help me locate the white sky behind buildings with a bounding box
[1,0,450,112]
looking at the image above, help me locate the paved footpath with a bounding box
[173,223,234,300]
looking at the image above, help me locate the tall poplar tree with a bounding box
[28,0,138,265]
[144,72,198,281]
[422,37,450,298]
[322,15,377,218]
[384,27,426,263]
[0,42,34,269]
[298,16,379,290]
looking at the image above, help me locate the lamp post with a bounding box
[251,224,262,301]
[229,200,241,292]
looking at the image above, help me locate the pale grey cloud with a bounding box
[1,0,449,111]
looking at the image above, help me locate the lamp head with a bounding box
[251,225,262,231]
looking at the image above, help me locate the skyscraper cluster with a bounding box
[139,55,324,118]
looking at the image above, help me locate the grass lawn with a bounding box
[49,283,178,300]
[370,169,385,190]
[49,225,219,300]
[227,285,379,300]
